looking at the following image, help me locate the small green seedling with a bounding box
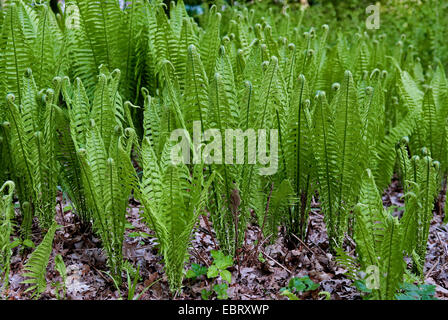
[108,262,159,300]
[22,239,35,249]
[186,263,208,281]
[396,283,438,300]
[207,250,233,284]
[201,288,213,300]
[213,283,229,300]
[128,231,151,238]
[186,250,233,300]
[354,279,373,294]
[280,276,319,300]
[206,250,233,300]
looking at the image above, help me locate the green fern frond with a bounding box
[0,2,33,113]
[312,91,340,248]
[0,181,15,294]
[22,222,58,299]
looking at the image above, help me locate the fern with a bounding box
[64,70,137,283]
[33,4,62,88]
[139,138,215,292]
[312,91,340,248]
[0,0,447,300]
[4,69,60,232]
[0,181,15,295]
[284,74,313,239]
[398,143,440,277]
[353,169,405,300]
[22,221,58,299]
[373,70,421,191]
[0,1,34,114]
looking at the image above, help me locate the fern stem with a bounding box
[318,95,335,246]
[38,7,48,86]
[10,7,22,105]
[336,73,351,244]
[99,0,111,67]
[78,155,113,261]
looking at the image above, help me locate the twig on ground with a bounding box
[291,233,314,254]
[192,247,210,267]
[90,265,111,283]
[201,214,219,251]
[436,232,448,257]
[260,250,291,274]
[425,257,440,279]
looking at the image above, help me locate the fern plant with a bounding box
[0,1,34,116]
[373,69,421,191]
[283,74,314,240]
[138,137,215,292]
[311,70,367,249]
[3,69,60,235]
[397,142,440,276]
[352,169,406,300]
[0,1,64,110]
[0,181,15,295]
[62,69,137,284]
[0,0,447,300]
[63,0,128,97]
[21,221,58,299]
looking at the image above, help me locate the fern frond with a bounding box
[183,44,208,132]
[373,84,419,192]
[0,181,15,294]
[22,222,58,299]
[379,216,404,300]
[0,2,33,113]
[312,91,340,247]
[33,4,61,88]
[199,5,221,79]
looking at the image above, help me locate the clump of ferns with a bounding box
[137,138,215,293]
[77,124,137,284]
[338,169,406,300]
[311,71,368,251]
[61,69,138,284]
[396,139,440,278]
[3,69,61,239]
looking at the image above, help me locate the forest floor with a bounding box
[4,176,448,300]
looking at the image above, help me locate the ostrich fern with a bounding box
[138,137,215,292]
[0,0,446,299]
[22,221,58,299]
[397,142,440,277]
[61,70,137,283]
[0,181,15,295]
[352,170,405,300]
[4,70,60,235]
